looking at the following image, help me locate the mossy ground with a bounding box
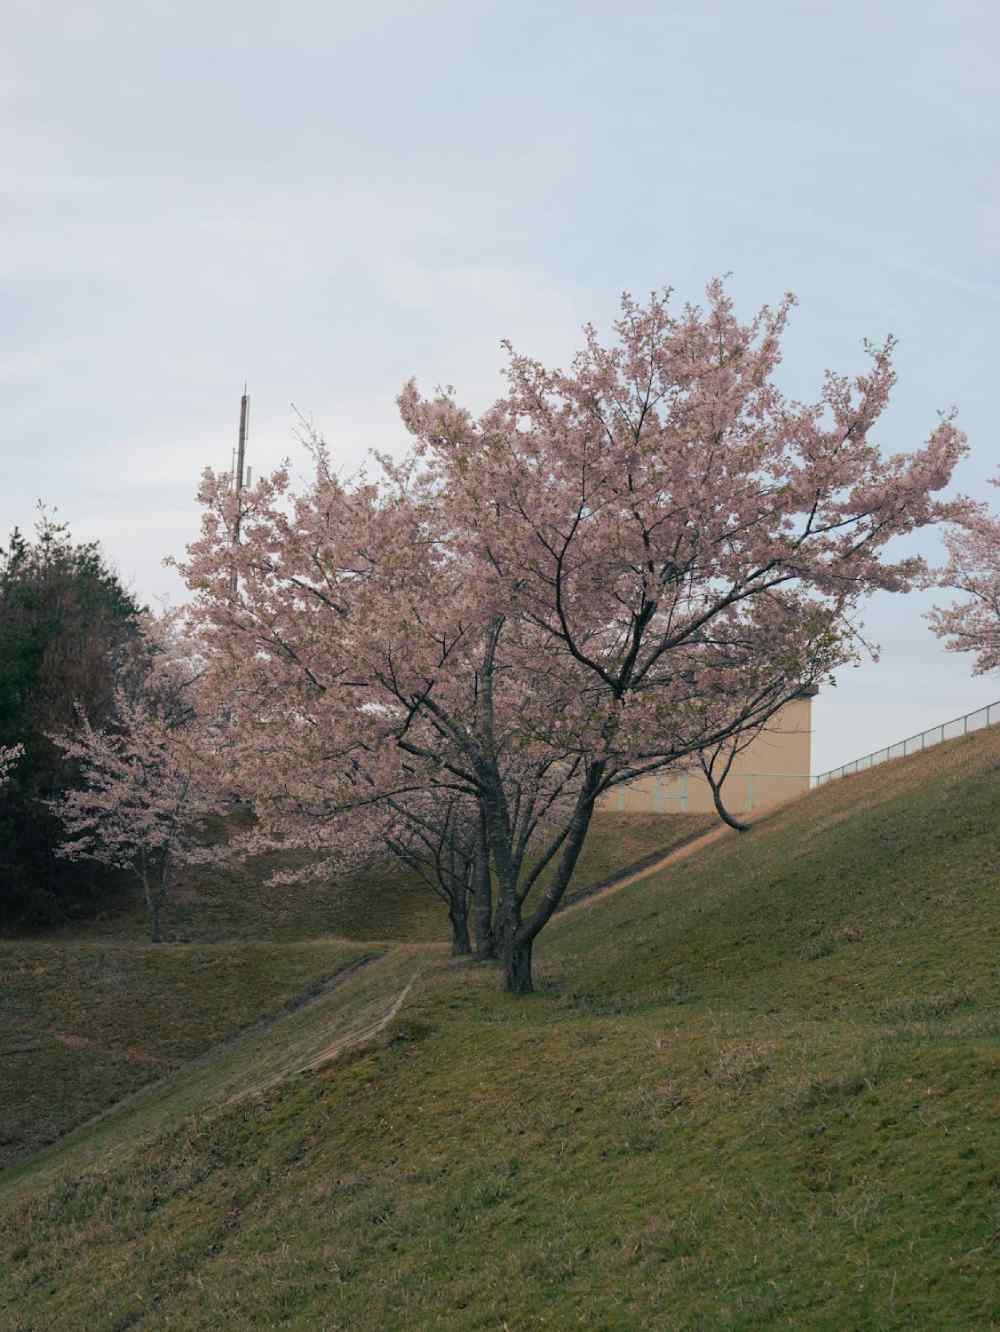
[1,735,998,1329]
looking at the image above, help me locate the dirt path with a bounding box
[298,965,426,1074]
[272,825,743,1081]
[224,953,431,1106]
[553,816,751,924]
[230,818,770,1101]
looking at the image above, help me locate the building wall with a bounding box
[599,696,813,816]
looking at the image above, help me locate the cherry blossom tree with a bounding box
[926,468,1000,677]
[391,282,964,988]
[231,775,489,957]
[369,790,485,957]
[313,783,501,961]
[258,742,582,962]
[178,279,966,992]
[194,590,582,961]
[47,614,227,942]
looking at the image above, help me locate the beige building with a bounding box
[600,693,814,817]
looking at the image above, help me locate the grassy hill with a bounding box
[0,812,711,1174]
[1,734,998,1329]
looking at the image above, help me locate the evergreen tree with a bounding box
[0,508,144,927]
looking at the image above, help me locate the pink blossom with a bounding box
[927,468,1000,677]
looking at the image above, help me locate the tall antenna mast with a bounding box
[229,385,249,599]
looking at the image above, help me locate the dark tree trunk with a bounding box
[143,847,170,944]
[498,768,604,994]
[504,936,534,994]
[473,804,496,960]
[493,871,520,965]
[449,899,472,956]
[139,850,162,944]
[710,781,749,832]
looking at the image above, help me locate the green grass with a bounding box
[0,940,374,1170]
[1,736,999,1329]
[0,811,707,1180]
[0,944,429,1203]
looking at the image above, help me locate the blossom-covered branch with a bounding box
[927,469,1000,677]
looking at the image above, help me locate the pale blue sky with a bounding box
[3,0,998,771]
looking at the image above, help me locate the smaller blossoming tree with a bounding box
[47,615,227,942]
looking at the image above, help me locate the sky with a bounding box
[2,0,998,774]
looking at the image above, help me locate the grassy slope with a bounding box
[21,811,713,946]
[0,809,703,1177]
[0,940,374,1170]
[0,945,430,1205]
[0,812,709,1175]
[1,740,999,1328]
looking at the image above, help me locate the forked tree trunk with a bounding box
[496,772,604,994]
[475,623,606,995]
[504,936,534,994]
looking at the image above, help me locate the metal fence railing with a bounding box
[811,699,1000,788]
